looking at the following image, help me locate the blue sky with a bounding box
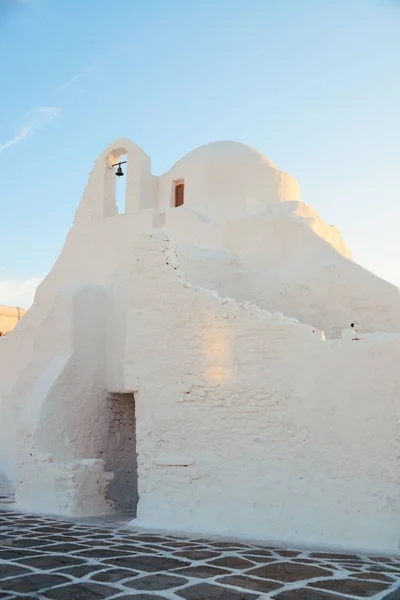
[1,0,400,307]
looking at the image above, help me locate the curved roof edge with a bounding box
[169,141,277,171]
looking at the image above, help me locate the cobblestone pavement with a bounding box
[0,508,399,599]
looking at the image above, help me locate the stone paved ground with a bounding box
[0,507,399,599]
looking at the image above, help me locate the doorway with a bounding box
[174,181,185,207]
[104,392,138,515]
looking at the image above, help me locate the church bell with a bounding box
[115,164,124,177]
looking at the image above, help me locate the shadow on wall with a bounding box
[66,286,138,515]
[66,287,138,515]
[32,286,109,459]
[103,271,139,515]
[13,285,140,516]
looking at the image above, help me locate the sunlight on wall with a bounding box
[200,317,233,384]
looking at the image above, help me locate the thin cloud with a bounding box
[56,61,99,94]
[57,41,133,95]
[57,73,82,93]
[0,106,60,154]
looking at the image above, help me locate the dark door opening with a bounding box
[104,393,138,515]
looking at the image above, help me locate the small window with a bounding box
[174,182,184,207]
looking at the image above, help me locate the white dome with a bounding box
[161,140,300,222]
[173,141,276,170]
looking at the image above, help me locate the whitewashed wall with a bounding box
[0,140,399,555]
[109,235,400,555]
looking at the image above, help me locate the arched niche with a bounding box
[74,138,154,224]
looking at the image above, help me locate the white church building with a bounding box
[0,139,399,555]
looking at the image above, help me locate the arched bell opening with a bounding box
[74,138,154,224]
[106,148,129,215]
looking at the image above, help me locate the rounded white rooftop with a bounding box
[172,141,276,170]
